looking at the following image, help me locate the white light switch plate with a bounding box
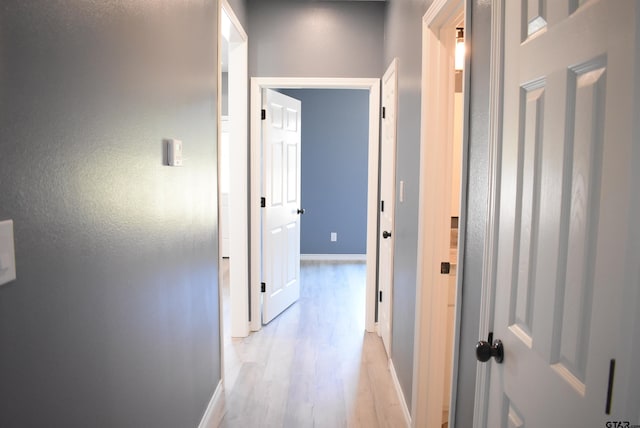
[0,220,16,286]
[165,139,183,167]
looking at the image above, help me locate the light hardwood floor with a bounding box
[219,260,407,428]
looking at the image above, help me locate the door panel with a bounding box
[485,1,638,426]
[378,60,398,357]
[262,89,302,324]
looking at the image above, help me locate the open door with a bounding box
[480,1,639,425]
[261,89,302,325]
[378,59,398,357]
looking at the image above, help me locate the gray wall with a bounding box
[248,0,385,78]
[383,0,432,409]
[454,1,492,427]
[0,2,220,427]
[279,89,369,255]
[226,0,248,29]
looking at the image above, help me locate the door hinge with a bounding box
[379,290,383,302]
[606,359,616,414]
[261,109,266,120]
[261,282,266,293]
[381,200,385,212]
[440,262,451,274]
[261,197,266,208]
[382,106,386,119]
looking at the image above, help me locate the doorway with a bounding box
[250,78,381,333]
[412,1,468,427]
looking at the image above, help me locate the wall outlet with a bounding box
[330,232,337,242]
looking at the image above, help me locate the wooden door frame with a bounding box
[249,77,381,333]
[412,0,469,426]
[218,0,249,340]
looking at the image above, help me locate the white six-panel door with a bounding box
[378,59,398,357]
[484,1,639,426]
[262,89,302,325]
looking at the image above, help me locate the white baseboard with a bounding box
[198,380,225,428]
[389,358,411,427]
[300,254,367,262]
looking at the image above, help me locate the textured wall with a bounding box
[248,0,385,78]
[279,89,369,255]
[0,1,220,427]
[383,0,432,410]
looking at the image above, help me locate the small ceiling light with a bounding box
[455,27,465,71]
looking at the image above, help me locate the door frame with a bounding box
[218,0,249,339]
[412,0,469,426]
[250,77,381,333]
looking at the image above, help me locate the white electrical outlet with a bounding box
[330,232,337,242]
[0,220,16,286]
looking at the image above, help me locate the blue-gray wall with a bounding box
[248,0,385,78]
[280,89,369,255]
[226,0,248,29]
[0,2,220,427]
[383,0,433,410]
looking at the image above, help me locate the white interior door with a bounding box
[261,89,302,325]
[378,59,398,357]
[483,1,639,426]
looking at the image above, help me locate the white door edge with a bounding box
[471,2,503,427]
[413,0,467,427]
[249,77,381,333]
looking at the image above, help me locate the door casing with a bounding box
[413,0,468,427]
[218,0,249,341]
[250,77,381,333]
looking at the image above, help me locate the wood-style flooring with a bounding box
[219,260,407,428]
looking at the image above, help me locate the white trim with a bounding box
[390,359,411,428]
[250,77,380,333]
[412,1,466,427]
[472,2,504,427]
[300,254,367,262]
[198,380,225,428]
[219,0,250,339]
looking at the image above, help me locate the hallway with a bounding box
[220,261,407,427]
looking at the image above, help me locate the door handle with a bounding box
[476,338,504,364]
[382,230,392,239]
[297,208,305,215]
